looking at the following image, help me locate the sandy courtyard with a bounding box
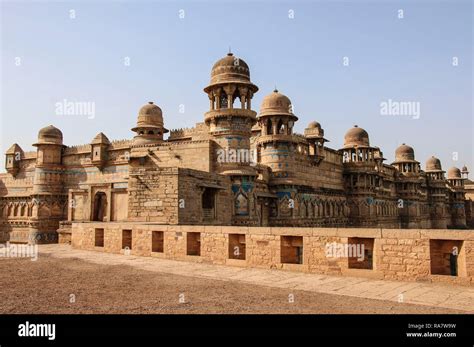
[0,254,464,314]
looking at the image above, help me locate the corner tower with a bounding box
[30,125,67,243]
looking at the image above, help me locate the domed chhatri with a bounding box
[304,120,327,142]
[131,101,168,146]
[343,125,370,148]
[425,156,443,172]
[204,52,258,94]
[447,167,462,179]
[133,102,165,130]
[393,143,417,163]
[391,143,420,174]
[34,125,63,146]
[210,52,250,84]
[259,89,297,119]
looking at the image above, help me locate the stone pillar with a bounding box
[215,89,221,109]
[272,118,278,135]
[209,94,214,110]
[247,90,252,110]
[239,86,248,110]
[223,85,236,109]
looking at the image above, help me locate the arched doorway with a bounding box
[92,192,107,221]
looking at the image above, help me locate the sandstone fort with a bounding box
[1,53,473,284]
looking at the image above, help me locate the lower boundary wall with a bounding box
[71,223,474,285]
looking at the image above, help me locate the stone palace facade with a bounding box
[1,52,473,244]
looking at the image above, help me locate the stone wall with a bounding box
[127,167,179,223]
[177,168,232,225]
[71,223,474,285]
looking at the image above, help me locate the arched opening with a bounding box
[92,192,107,221]
[266,119,273,135]
[201,188,216,221]
[232,89,240,108]
[220,93,228,109]
[235,192,249,216]
[277,119,284,134]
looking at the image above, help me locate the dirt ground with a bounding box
[0,255,463,314]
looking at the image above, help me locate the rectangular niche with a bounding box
[186,232,201,256]
[430,240,464,276]
[281,236,303,264]
[228,234,246,260]
[152,231,164,253]
[94,228,104,247]
[348,237,374,270]
[122,229,132,250]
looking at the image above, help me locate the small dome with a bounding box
[395,143,415,161]
[447,167,461,179]
[210,53,250,85]
[461,165,468,172]
[135,102,164,129]
[343,125,369,147]
[304,120,325,139]
[307,121,321,129]
[425,156,442,171]
[259,89,296,118]
[36,125,63,145]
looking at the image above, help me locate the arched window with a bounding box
[277,119,284,134]
[92,192,107,221]
[220,93,228,109]
[235,192,249,216]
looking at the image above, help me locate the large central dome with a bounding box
[204,52,258,94]
[210,52,250,85]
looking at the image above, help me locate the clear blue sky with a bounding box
[1,0,472,173]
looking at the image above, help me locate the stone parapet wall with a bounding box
[71,223,474,285]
